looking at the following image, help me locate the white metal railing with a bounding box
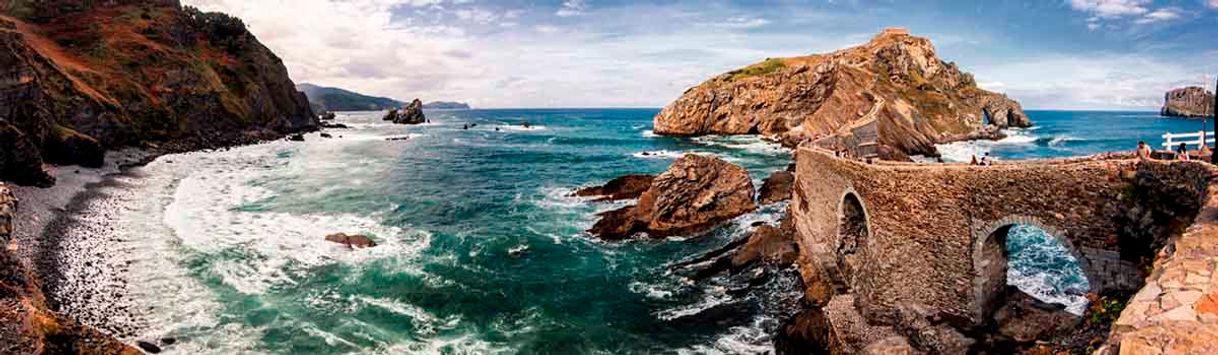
[1162,131,1216,150]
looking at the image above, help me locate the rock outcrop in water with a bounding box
[1161,86,1215,118]
[758,169,794,205]
[653,28,1030,159]
[325,233,378,249]
[574,174,654,202]
[1,183,139,354]
[588,154,757,240]
[0,0,317,186]
[383,99,426,125]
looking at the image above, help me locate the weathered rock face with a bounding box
[0,1,317,186]
[636,154,758,236]
[653,28,1029,157]
[758,170,794,205]
[383,99,426,125]
[1,183,139,354]
[587,154,757,239]
[1161,86,1215,118]
[991,287,1082,343]
[574,174,654,201]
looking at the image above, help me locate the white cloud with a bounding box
[1133,8,1180,24]
[182,0,475,103]
[718,16,771,29]
[556,0,586,17]
[972,54,1214,110]
[1069,0,1150,18]
[1209,0,1218,9]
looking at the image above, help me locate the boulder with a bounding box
[42,125,104,169]
[758,170,794,205]
[324,233,378,249]
[574,174,654,201]
[1161,86,1215,118]
[636,154,757,236]
[731,224,798,268]
[0,123,54,187]
[383,99,426,124]
[588,154,757,239]
[288,134,305,142]
[991,286,1082,343]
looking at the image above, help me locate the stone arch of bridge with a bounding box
[837,188,871,291]
[970,215,1092,322]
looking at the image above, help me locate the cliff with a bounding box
[296,83,403,112]
[0,0,316,186]
[1161,86,1215,118]
[653,28,1030,159]
[1,184,139,354]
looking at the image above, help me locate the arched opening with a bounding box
[837,193,869,289]
[976,223,1090,319]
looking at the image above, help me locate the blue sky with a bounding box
[184,0,1218,109]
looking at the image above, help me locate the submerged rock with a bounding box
[288,134,305,142]
[574,174,654,201]
[136,341,162,353]
[758,170,795,205]
[992,286,1082,343]
[383,99,427,125]
[1161,86,1215,118]
[324,233,378,249]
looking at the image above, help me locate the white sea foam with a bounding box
[678,317,775,355]
[655,287,731,321]
[692,135,789,155]
[935,129,1038,162]
[497,124,547,132]
[641,130,658,138]
[631,150,701,159]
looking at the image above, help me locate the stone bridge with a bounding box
[788,147,1218,353]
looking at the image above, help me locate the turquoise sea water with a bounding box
[83,109,1197,353]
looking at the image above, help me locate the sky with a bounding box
[180,0,1218,110]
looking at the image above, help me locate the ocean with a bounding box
[49,109,1200,353]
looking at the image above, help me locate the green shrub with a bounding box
[726,58,786,81]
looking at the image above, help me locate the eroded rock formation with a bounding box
[1161,86,1215,118]
[653,28,1029,159]
[574,174,654,201]
[588,154,757,239]
[383,99,426,125]
[324,233,378,249]
[758,170,794,205]
[1,183,139,354]
[0,1,317,186]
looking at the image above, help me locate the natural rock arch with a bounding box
[837,190,870,290]
[971,216,1090,321]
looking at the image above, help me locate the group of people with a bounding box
[969,152,993,166]
[1136,140,1210,161]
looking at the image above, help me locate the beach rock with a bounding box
[137,341,162,353]
[635,154,757,236]
[288,134,305,142]
[991,287,1082,343]
[587,155,757,239]
[320,133,333,139]
[0,123,54,187]
[383,99,426,125]
[320,122,349,129]
[324,233,378,249]
[320,112,337,120]
[574,174,655,201]
[652,28,1030,158]
[1161,86,1215,118]
[42,125,105,168]
[758,170,795,205]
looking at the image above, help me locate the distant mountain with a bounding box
[423,101,472,110]
[296,83,404,112]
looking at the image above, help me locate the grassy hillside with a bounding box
[297,83,404,112]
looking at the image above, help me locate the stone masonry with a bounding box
[788,147,1218,353]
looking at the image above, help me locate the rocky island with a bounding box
[1161,86,1215,118]
[382,99,426,125]
[654,28,1030,160]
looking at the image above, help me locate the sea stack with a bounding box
[383,99,427,124]
[1161,86,1215,118]
[653,27,1030,160]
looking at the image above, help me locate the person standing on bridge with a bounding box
[1137,141,1152,160]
